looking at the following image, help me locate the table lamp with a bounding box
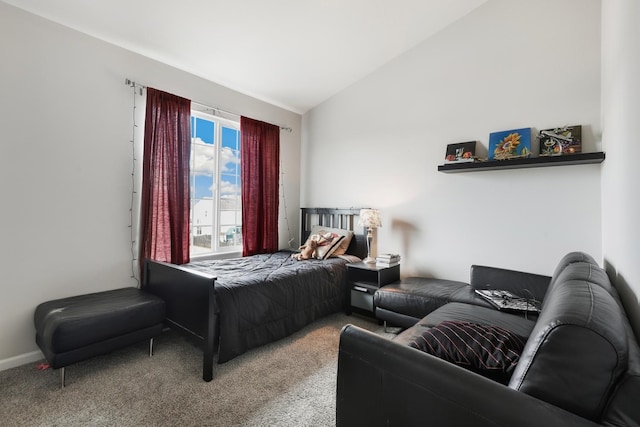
[358,209,382,264]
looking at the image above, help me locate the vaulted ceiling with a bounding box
[3,0,487,113]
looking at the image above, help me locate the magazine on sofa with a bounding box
[474,289,541,313]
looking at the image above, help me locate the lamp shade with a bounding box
[358,209,382,228]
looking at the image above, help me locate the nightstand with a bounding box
[346,262,400,317]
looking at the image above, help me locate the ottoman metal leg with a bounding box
[58,338,155,389]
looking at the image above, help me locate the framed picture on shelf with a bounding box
[488,127,532,160]
[444,141,476,163]
[539,125,582,156]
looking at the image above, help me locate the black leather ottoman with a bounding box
[34,287,165,387]
[374,277,492,329]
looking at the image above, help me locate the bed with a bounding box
[143,207,367,381]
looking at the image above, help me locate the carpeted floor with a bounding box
[0,313,395,426]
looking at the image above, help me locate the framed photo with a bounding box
[539,125,582,156]
[488,128,532,160]
[444,141,476,163]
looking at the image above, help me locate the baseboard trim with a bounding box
[0,350,44,372]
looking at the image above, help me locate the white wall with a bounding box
[601,0,640,337]
[0,3,301,369]
[303,0,602,281]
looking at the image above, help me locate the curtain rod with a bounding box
[125,78,293,133]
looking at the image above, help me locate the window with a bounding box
[190,110,241,256]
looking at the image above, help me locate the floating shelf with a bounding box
[437,152,605,173]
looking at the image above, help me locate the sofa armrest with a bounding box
[470,265,551,303]
[337,324,596,427]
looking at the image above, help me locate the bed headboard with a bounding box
[300,208,368,260]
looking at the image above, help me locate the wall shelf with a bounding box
[437,152,605,173]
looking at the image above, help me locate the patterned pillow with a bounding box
[307,232,345,260]
[309,225,354,257]
[409,320,526,383]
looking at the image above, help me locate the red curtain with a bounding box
[139,88,191,272]
[241,116,280,256]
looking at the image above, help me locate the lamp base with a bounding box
[363,256,376,264]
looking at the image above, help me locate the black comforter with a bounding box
[186,251,350,363]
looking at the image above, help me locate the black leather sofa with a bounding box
[336,252,640,426]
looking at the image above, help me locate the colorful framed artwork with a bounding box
[539,125,582,156]
[444,141,476,163]
[488,128,532,160]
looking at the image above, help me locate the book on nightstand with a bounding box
[376,253,401,267]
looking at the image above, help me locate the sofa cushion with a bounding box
[417,302,536,338]
[509,278,628,422]
[409,320,526,383]
[374,278,480,320]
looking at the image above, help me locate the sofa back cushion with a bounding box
[542,260,613,306]
[508,276,628,421]
[547,251,598,290]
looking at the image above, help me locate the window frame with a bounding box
[189,109,242,257]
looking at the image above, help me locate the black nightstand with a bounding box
[346,262,400,317]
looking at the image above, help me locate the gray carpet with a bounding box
[0,314,395,426]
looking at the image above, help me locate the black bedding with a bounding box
[185,250,352,362]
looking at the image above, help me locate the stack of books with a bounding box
[376,253,401,267]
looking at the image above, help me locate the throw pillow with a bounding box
[409,320,526,383]
[309,225,353,258]
[313,232,345,260]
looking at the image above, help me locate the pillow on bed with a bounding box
[409,320,526,383]
[313,232,345,260]
[309,225,354,257]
